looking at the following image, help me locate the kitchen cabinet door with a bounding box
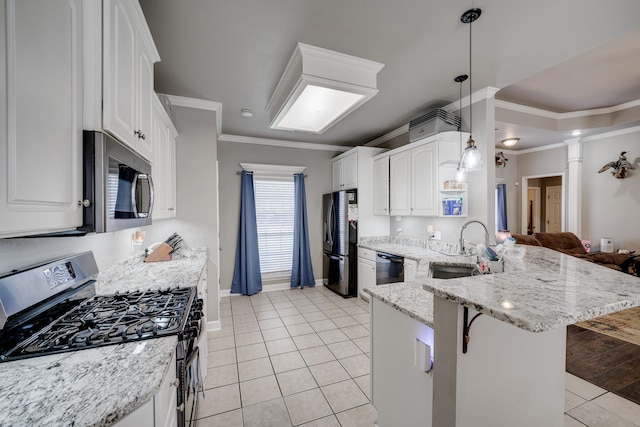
[342,152,358,190]
[411,142,437,216]
[389,151,411,216]
[332,151,358,191]
[135,35,154,161]
[372,156,389,215]
[358,256,376,300]
[103,0,159,155]
[404,259,418,283]
[152,95,177,220]
[0,0,84,237]
[103,0,137,149]
[332,158,344,191]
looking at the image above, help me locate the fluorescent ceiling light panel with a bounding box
[276,85,365,133]
[267,43,384,134]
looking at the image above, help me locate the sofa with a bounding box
[512,232,639,276]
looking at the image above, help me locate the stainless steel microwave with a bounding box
[80,131,154,233]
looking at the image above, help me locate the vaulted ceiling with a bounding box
[140,0,640,150]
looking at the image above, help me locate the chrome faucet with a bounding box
[459,220,490,255]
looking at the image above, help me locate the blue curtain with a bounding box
[291,173,315,288]
[231,171,262,295]
[496,183,508,231]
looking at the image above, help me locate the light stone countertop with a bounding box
[0,247,208,427]
[361,236,640,333]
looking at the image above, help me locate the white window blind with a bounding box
[254,177,295,277]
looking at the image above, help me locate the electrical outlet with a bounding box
[433,231,442,240]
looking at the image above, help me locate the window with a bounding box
[254,176,295,279]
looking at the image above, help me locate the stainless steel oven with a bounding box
[376,252,405,285]
[0,252,204,427]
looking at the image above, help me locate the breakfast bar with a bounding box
[363,240,640,427]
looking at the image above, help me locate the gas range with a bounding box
[0,252,202,363]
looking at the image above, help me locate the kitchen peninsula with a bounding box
[0,248,207,427]
[361,237,640,427]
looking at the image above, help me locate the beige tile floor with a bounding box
[199,286,640,427]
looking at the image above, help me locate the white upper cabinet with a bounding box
[372,156,389,215]
[411,142,437,216]
[330,147,388,237]
[387,132,465,218]
[389,151,411,216]
[152,95,178,220]
[332,151,358,191]
[0,0,84,237]
[342,152,358,189]
[103,0,159,158]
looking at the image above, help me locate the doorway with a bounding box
[526,187,540,235]
[521,173,565,234]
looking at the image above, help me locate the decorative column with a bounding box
[565,138,583,236]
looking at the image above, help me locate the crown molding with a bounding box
[162,94,223,136]
[219,134,353,152]
[495,98,640,120]
[582,124,640,142]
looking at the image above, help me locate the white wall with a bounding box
[581,129,640,251]
[217,141,337,292]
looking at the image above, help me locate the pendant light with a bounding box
[458,8,483,171]
[454,74,468,183]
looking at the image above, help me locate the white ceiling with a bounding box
[139,0,640,150]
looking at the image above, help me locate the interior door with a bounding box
[545,186,562,233]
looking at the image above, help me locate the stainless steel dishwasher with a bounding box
[376,252,405,285]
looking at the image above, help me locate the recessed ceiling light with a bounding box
[241,109,254,118]
[571,130,582,136]
[501,138,519,147]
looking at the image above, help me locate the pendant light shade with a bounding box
[460,136,483,170]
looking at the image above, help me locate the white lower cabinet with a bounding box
[404,258,418,283]
[357,248,376,299]
[113,351,178,427]
[0,0,84,237]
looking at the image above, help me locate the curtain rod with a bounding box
[236,171,308,177]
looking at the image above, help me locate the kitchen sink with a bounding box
[428,263,477,279]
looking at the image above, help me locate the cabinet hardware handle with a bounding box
[78,199,91,208]
[170,379,180,388]
[134,130,146,140]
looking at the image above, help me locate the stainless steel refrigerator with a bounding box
[322,190,357,297]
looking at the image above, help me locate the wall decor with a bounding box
[495,151,509,167]
[598,151,636,179]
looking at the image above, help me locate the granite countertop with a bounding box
[361,237,640,333]
[0,247,208,427]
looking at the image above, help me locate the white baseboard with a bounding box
[207,319,221,331]
[219,279,325,298]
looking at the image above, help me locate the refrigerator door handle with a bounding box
[327,254,343,261]
[327,198,335,246]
